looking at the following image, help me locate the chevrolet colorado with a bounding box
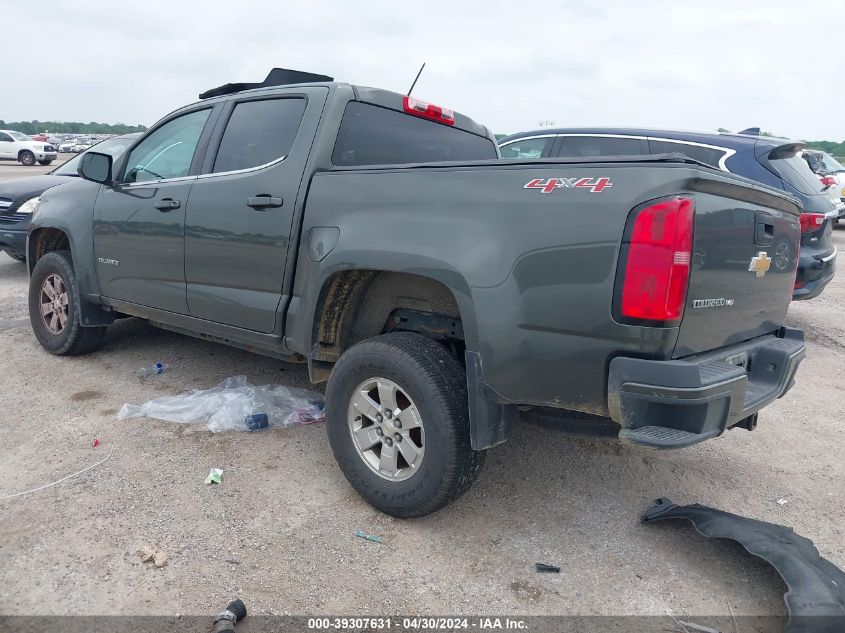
[26,69,805,517]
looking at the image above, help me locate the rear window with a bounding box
[768,151,824,195]
[214,98,306,173]
[332,101,497,166]
[649,139,727,168]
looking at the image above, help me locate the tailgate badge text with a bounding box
[692,297,735,309]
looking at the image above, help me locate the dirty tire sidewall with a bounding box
[28,250,106,355]
[19,151,35,166]
[326,333,484,518]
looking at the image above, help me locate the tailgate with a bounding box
[673,179,801,358]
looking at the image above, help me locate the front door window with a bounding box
[123,109,211,183]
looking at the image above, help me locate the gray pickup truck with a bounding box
[26,69,805,517]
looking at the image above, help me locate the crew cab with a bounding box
[0,130,57,166]
[26,69,806,517]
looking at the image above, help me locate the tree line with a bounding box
[4,121,844,156]
[0,120,148,135]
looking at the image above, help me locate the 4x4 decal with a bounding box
[524,177,613,193]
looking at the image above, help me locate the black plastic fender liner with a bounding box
[643,498,845,633]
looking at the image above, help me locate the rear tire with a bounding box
[326,332,485,518]
[19,151,35,166]
[28,250,107,355]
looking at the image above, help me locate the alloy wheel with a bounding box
[347,377,425,481]
[39,273,69,335]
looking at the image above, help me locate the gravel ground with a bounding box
[0,189,842,619]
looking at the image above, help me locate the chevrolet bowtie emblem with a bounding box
[748,251,772,278]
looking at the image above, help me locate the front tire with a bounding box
[19,151,35,166]
[28,250,107,355]
[326,332,485,518]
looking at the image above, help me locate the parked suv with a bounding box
[802,148,845,216]
[500,128,838,300]
[0,130,57,166]
[0,134,139,261]
[26,70,805,516]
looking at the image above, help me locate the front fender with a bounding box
[28,178,103,302]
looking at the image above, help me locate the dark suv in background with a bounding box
[499,128,838,300]
[0,134,140,261]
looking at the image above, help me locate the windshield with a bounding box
[52,136,137,176]
[8,131,32,141]
[821,153,845,173]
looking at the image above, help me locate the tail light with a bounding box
[820,175,837,188]
[403,96,455,126]
[799,212,825,233]
[619,196,694,322]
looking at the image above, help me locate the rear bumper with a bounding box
[607,328,805,449]
[794,247,836,301]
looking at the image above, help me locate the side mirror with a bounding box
[78,151,113,185]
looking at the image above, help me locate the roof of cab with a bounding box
[196,68,492,139]
[499,126,798,150]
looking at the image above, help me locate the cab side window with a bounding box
[556,136,646,157]
[499,137,552,160]
[213,98,306,173]
[0,133,13,142]
[123,109,211,184]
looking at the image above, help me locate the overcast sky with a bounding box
[3,1,843,140]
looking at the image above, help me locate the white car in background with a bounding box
[802,149,845,223]
[0,130,58,166]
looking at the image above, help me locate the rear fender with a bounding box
[291,249,512,449]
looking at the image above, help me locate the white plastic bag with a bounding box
[118,375,325,432]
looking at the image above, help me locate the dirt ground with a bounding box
[0,164,842,619]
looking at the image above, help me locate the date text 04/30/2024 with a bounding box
[307,617,529,630]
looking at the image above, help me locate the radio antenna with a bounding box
[407,63,426,96]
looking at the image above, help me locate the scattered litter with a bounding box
[118,375,325,432]
[213,598,247,633]
[0,440,114,501]
[139,545,169,568]
[205,468,224,485]
[355,530,384,544]
[91,438,100,448]
[777,498,789,506]
[643,497,845,632]
[244,413,269,431]
[138,362,168,378]
[535,563,560,573]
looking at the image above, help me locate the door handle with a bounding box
[755,212,774,246]
[154,198,181,211]
[247,195,283,210]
